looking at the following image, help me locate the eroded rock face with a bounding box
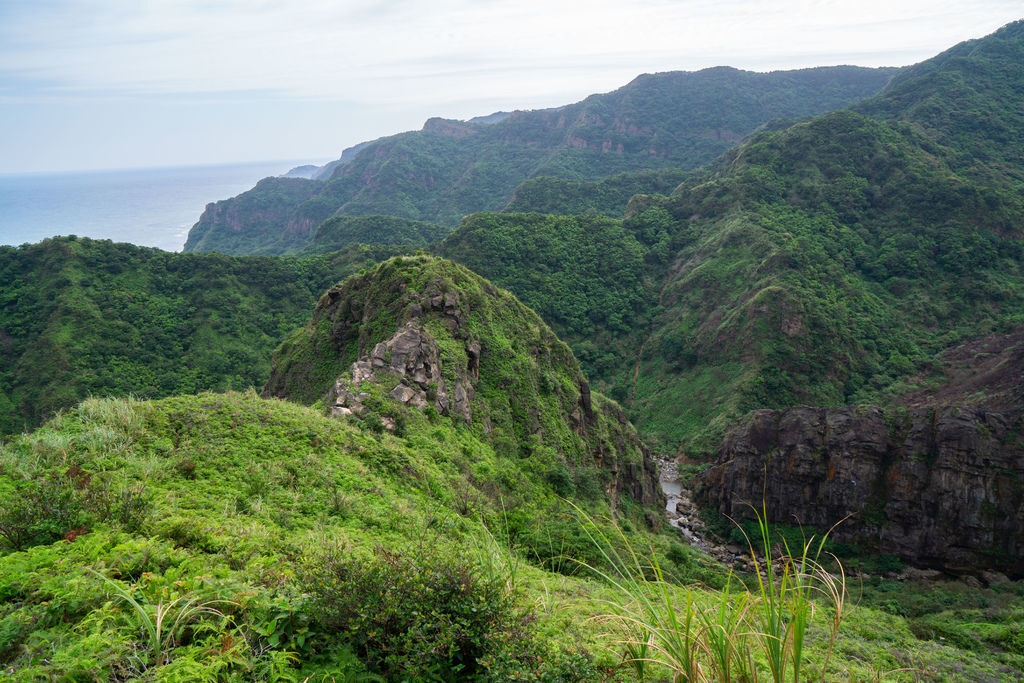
[328,320,475,423]
[693,406,1024,576]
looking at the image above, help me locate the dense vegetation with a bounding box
[431,23,1024,453]
[297,215,448,256]
[855,19,1024,188]
[0,238,398,434]
[503,168,690,217]
[436,212,657,388]
[184,66,895,255]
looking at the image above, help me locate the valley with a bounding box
[2,19,1024,681]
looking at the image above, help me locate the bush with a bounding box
[0,473,85,550]
[299,542,539,680]
[0,466,152,552]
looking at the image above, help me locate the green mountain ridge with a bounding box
[183,65,896,255]
[432,22,1024,453]
[442,111,1024,454]
[0,238,400,434]
[855,18,1024,186]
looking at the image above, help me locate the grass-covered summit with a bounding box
[264,254,660,511]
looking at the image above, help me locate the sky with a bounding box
[1,0,1021,174]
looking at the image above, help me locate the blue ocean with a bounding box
[0,160,319,253]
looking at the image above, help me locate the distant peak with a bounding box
[422,117,478,138]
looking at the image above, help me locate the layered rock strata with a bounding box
[693,406,1024,576]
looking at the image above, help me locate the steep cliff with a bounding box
[694,405,1024,575]
[264,254,661,510]
[183,176,322,254]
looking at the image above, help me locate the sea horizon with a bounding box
[0,159,328,253]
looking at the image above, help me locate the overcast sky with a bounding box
[1,0,1020,174]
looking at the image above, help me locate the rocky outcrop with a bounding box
[693,406,1024,576]
[588,395,662,511]
[328,319,476,424]
[264,255,662,511]
[422,117,479,139]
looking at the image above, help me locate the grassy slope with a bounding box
[3,393,1023,680]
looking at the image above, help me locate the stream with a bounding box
[659,461,752,568]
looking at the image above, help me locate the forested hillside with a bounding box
[297,215,447,256]
[0,238,397,434]
[503,167,690,217]
[184,65,895,255]
[437,21,1024,453]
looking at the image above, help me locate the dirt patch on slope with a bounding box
[900,327,1024,410]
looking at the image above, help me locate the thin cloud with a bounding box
[2,0,1018,101]
[0,0,1020,172]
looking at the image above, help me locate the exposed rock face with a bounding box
[422,117,479,139]
[183,177,321,254]
[693,406,1024,576]
[328,319,475,423]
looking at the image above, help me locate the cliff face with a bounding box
[183,177,322,254]
[693,406,1024,576]
[264,255,661,510]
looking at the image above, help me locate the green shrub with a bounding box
[298,542,539,680]
[0,473,86,550]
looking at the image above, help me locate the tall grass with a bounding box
[738,505,848,682]
[570,501,848,681]
[90,570,234,671]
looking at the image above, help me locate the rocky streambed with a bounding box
[660,462,756,570]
